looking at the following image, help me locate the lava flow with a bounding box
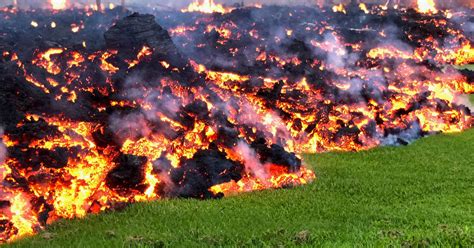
[0,0,473,243]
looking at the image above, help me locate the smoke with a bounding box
[7,0,474,10]
[4,0,316,10]
[382,122,422,146]
[0,127,6,164]
[108,71,183,143]
[323,33,350,70]
[232,99,292,145]
[127,0,474,9]
[235,141,267,178]
[128,0,316,9]
[455,95,474,111]
[0,127,7,183]
[109,111,152,142]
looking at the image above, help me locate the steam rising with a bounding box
[6,1,474,13]
[235,141,267,179]
[0,128,6,164]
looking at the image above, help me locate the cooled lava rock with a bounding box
[167,145,244,199]
[105,13,188,68]
[251,138,302,173]
[106,154,148,193]
[105,12,198,87]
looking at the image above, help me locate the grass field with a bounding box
[6,127,474,247]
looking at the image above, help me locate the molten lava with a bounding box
[50,0,67,10]
[182,0,233,14]
[417,0,437,14]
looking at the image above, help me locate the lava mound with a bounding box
[0,11,314,242]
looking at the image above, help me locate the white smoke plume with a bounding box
[108,73,181,143]
[7,0,474,10]
[0,127,6,164]
[0,127,7,183]
[234,141,267,179]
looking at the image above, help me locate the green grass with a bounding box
[457,64,474,71]
[5,129,474,247]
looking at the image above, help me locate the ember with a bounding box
[0,0,473,243]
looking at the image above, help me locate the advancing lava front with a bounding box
[0,1,473,242]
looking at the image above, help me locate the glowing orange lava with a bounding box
[50,0,67,10]
[182,0,233,14]
[417,0,438,14]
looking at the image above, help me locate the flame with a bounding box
[71,24,80,33]
[50,0,67,10]
[182,0,233,14]
[332,4,346,14]
[127,46,153,68]
[417,0,438,14]
[32,48,64,75]
[169,26,197,36]
[359,3,369,14]
[210,166,315,196]
[99,50,119,73]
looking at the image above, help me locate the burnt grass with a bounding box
[5,128,474,247]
